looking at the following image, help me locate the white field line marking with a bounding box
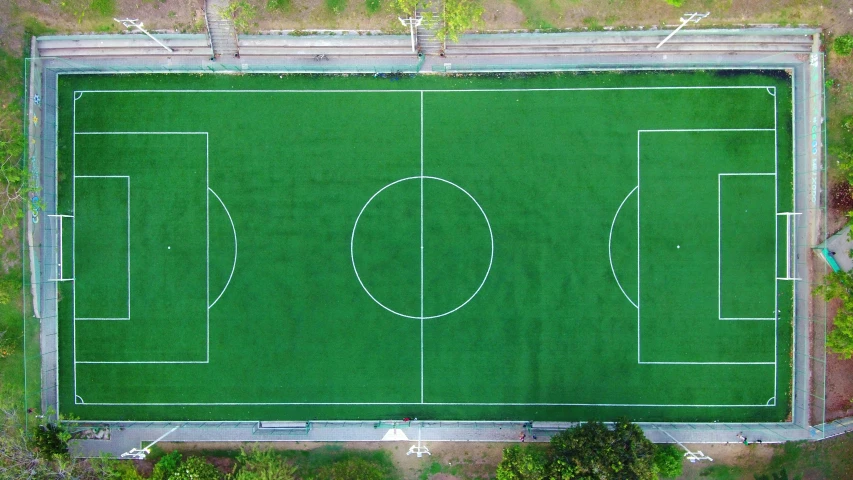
[208,187,237,309]
[638,129,775,133]
[72,175,130,322]
[350,176,494,320]
[420,91,424,404]
[641,361,775,365]
[75,86,779,94]
[718,173,776,321]
[637,131,641,363]
[609,186,639,309]
[55,83,61,417]
[72,132,209,367]
[789,75,798,416]
[638,129,779,365]
[773,90,779,403]
[71,90,786,407]
[75,131,208,135]
[73,401,776,407]
[76,360,209,364]
[72,94,77,400]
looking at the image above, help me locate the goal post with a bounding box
[777,212,801,281]
[46,214,73,282]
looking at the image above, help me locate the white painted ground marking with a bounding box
[637,128,778,367]
[76,400,777,407]
[420,91,424,404]
[350,176,494,320]
[608,185,639,309]
[718,173,776,321]
[75,86,779,94]
[73,176,130,321]
[208,187,238,309]
[71,131,209,368]
[69,87,788,408]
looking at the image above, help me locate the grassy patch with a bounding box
[22,17,57,37]
[511,0,553,29]
[326,0,347,14]
[699,464,743,480]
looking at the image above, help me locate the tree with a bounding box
[433,0,484,43]
[390,0,420,16]
[496,445,549,480]
[549,420,657,480]
[816,270,853,359]
[0,118,38,240]
[653,444,683,479]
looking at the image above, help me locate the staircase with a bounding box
[416,4,444,56]
[206,0,239,58]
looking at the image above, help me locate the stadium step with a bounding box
[416,4,444,56]
[205,0,240,58]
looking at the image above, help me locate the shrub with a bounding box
[30,423,69,457]
[168,456,221,480]
[834,34,853,56]
[229,447,296,480]
[654,444,684,478]
[152,451,183,480]
[664,0,684,6]
[365,0,381,14]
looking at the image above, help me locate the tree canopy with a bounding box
[497,421,669,480]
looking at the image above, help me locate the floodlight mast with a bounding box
[656,12,709,49]
[114,18,174,53]
[399,16,423,53]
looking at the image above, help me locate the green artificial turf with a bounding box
[56,71,794,422]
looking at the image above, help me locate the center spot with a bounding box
[351,176,493,320]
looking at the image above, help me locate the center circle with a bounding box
[351,176,494,320]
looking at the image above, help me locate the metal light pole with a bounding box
[656,12,710,49]
[115,18,174,53]
[399,16,423,53]
[120,425,181,460]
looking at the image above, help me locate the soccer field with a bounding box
[56,71,794,422]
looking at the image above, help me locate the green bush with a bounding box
[834,34,853,56]
[229,447,296,480]
[30,424,69,457]
[664,0,684,6]
[167,456,221,480]
[152,451,183,480]
[654,444,684,478]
